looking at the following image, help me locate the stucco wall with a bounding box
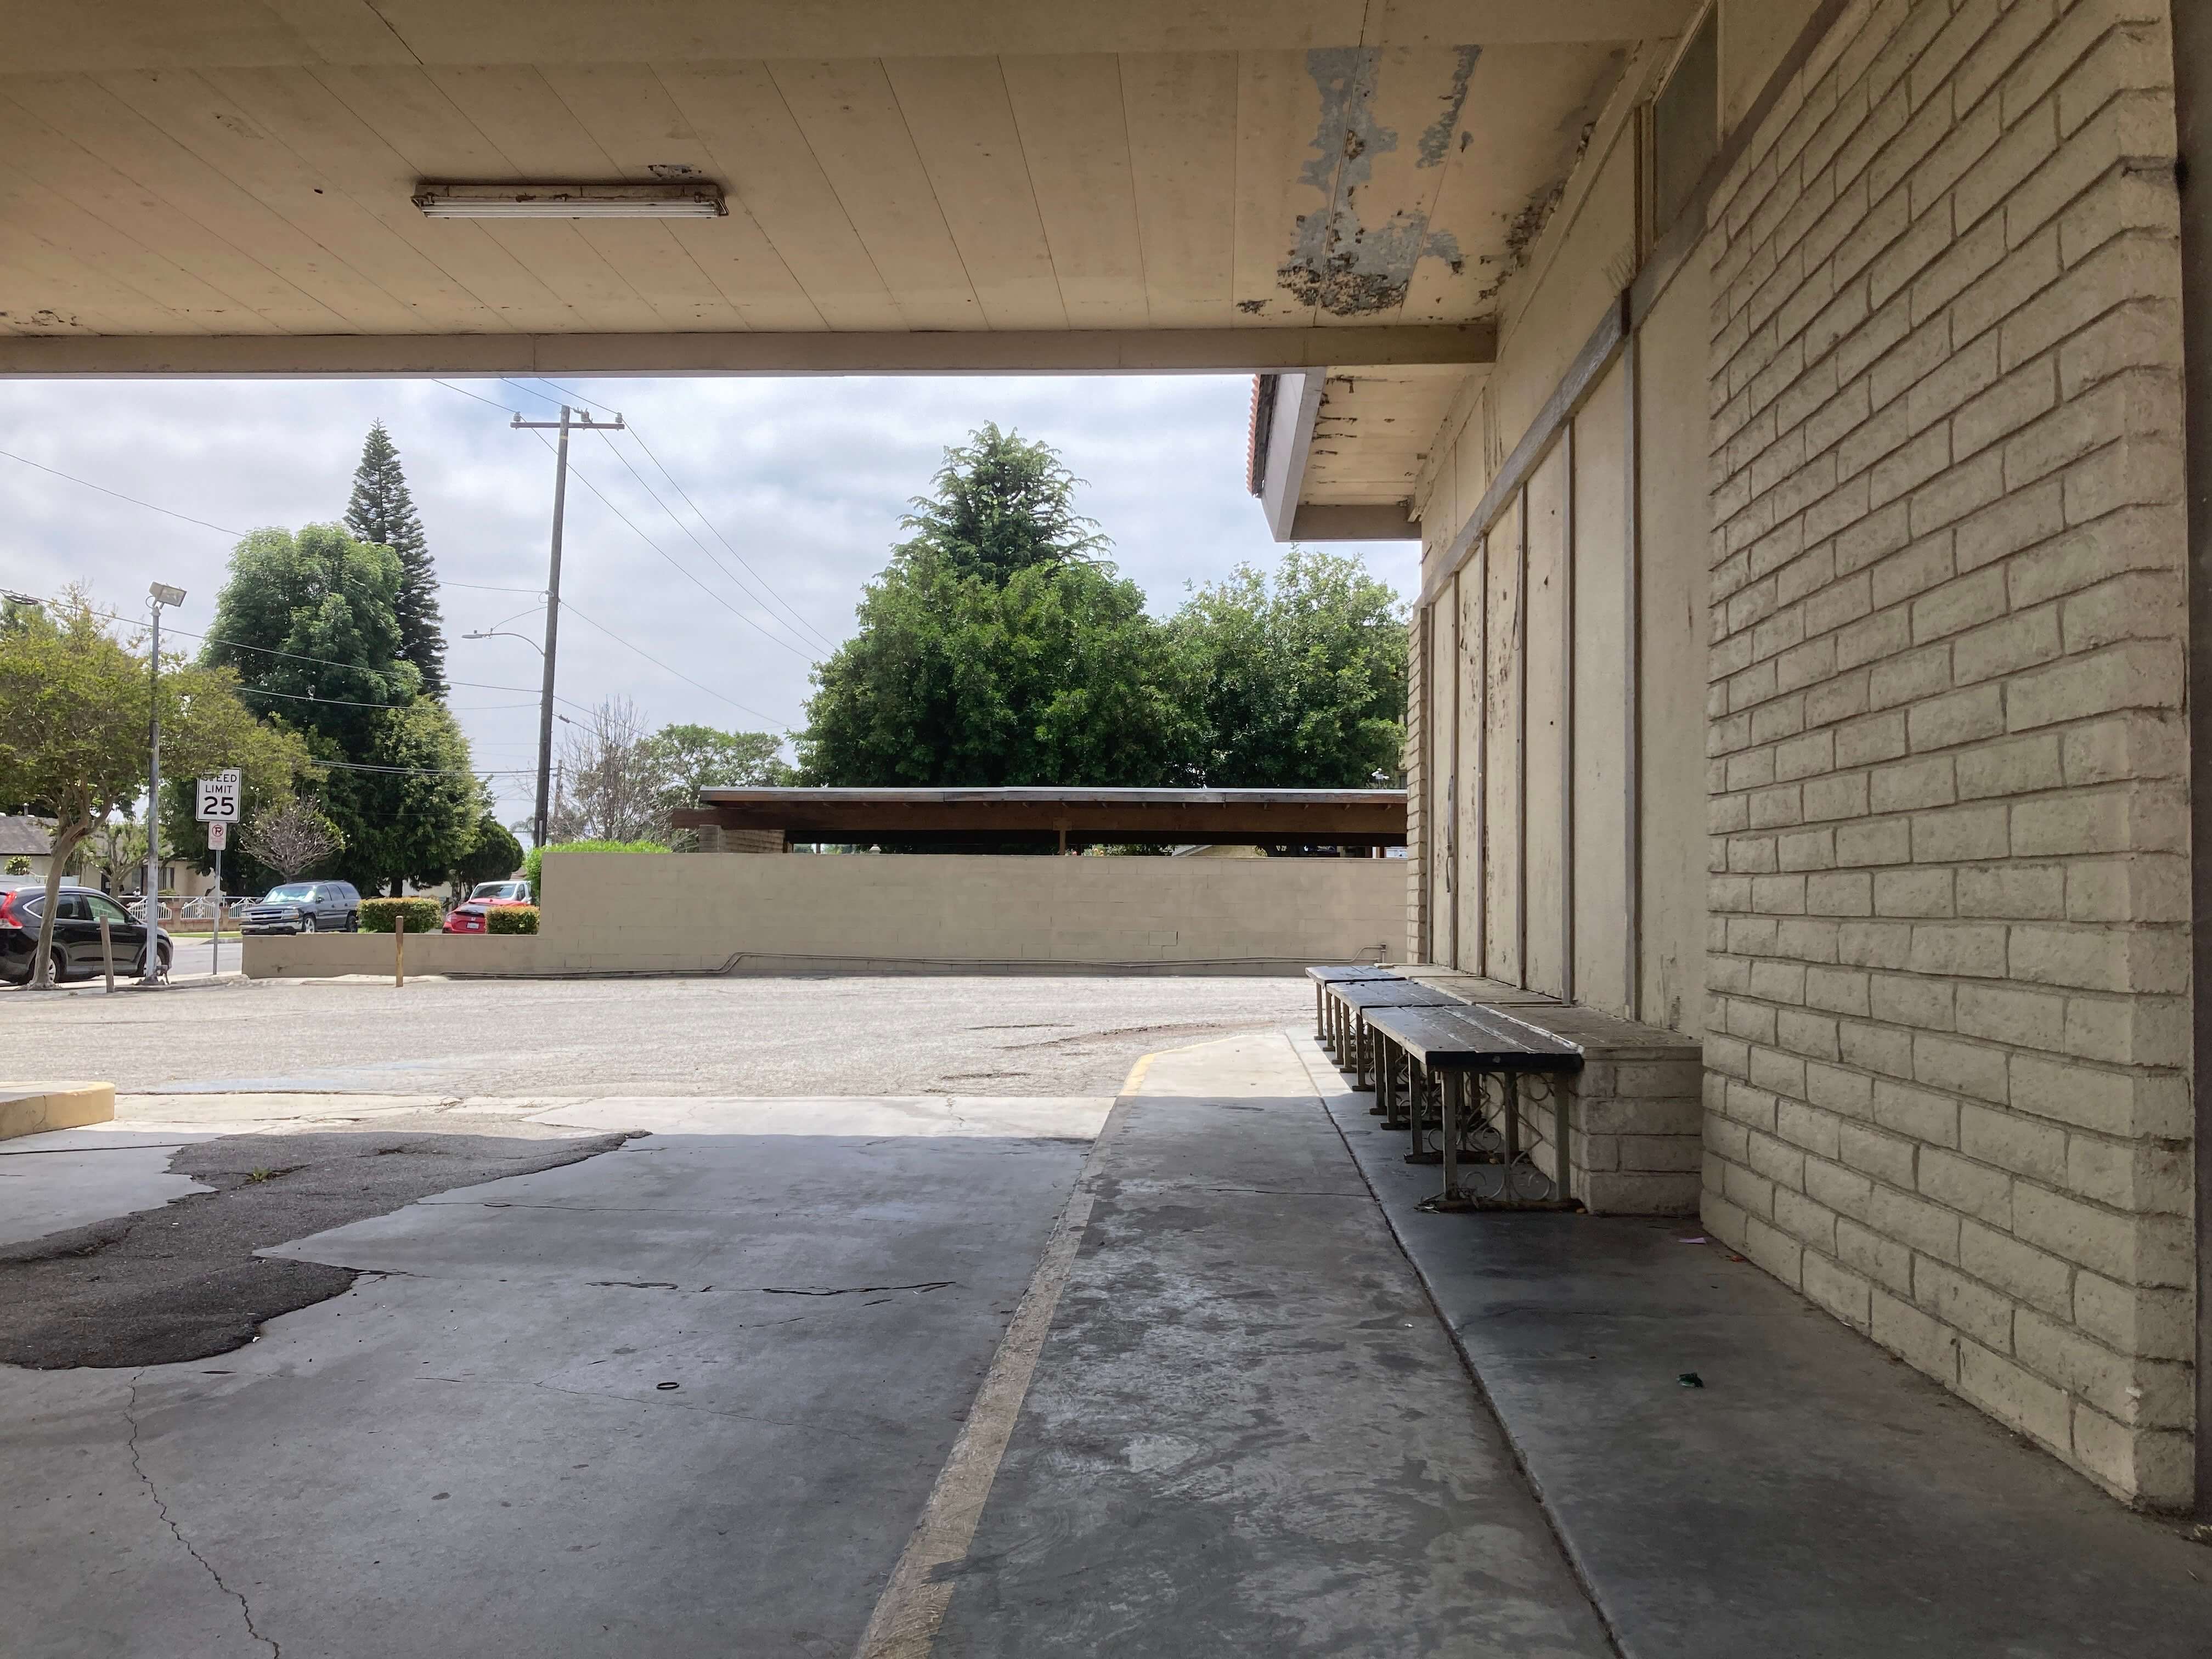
[1699,0,2191,1509]
[247,853,1406,978]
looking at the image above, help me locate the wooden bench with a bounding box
[1363,1003,1583,1212]
[1302,964,1402,1054]
[1322,979,1465,1093]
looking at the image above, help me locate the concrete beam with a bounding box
[1289,504,1419,541]
[0,324,1500,380]
[1261,372,1327,540]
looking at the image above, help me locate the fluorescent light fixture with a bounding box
[413,183,726,219]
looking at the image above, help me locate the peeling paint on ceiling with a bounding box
[1278,46,1481,318]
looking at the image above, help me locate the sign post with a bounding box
[196,772,239,979]
[206,820,227,975]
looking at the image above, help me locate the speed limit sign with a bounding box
[196,770,240,822]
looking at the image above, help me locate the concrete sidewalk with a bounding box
[926,1031,1611,1657]
[1302,1033,2212,1659]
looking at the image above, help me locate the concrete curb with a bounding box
[0,1082,115,1141]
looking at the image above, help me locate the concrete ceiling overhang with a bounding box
[0,1,1692,520]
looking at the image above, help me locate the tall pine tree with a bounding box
[345,420,448,700]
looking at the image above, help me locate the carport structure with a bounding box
[674,785,1408,851]
[6,0,2212,1527]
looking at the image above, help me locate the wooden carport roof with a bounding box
[675,786,1406,849]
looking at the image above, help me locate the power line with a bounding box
[518,426,815,665]
[558,599,791,731]
[590,425,828,657]
[596,425,837,656]
[0,447,249,539]
[313,757,535,777]
[60,595,584,707]
[444,375,834,658]
[430,379,524,415]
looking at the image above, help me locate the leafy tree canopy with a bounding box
[896,423,1107,584]
[452,811,524,890]
[202,524,417,719]
[198,523,483,893]
[1168,547,1408,788]
[345,421,448,700]
[0,594,314,982]
[799,554,1196,788]
[798,428,1409,800]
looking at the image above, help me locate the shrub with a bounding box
[358,896,443,934]
[521,838,670,892]
[486,904,539,935]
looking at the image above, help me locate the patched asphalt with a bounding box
[0,1115,632,1369]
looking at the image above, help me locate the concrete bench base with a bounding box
[0,1082,116,1141]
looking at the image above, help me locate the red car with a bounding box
[443,879,533,933]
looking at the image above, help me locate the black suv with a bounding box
[0,882,173,984]
[241,881,362,935]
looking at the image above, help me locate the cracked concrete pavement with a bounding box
[2,977,1621,1656]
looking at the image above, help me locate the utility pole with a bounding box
[510,405,623,848]
[143,582,186,985]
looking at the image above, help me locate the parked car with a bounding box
[240,881,362,935]
[443,879,533,934]
[0,881,173,983]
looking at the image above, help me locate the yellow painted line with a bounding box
[853,1164,1103,1658]
[1118,1049,1158,1096]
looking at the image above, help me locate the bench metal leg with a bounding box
[1404,1060,1441,1165]
[1370,1031,1393,1117]
[1436,1072,1468,1209]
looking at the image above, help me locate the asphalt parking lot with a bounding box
[0,985,1616,1659]
[8,972,1310,1098]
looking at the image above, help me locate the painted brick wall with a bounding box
[1701,0,2190,1507]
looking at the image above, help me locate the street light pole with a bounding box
[143,582,186,985]
[510,404,623,848]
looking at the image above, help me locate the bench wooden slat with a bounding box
[1304,964,1403,984]
[1327,981,1463,1010]
[1364,1003,1583,1070]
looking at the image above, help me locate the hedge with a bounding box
[358,896,444,934]
[521,838,671,891]
[486,904,540,935]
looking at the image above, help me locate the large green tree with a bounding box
[200,524,483,894]
[345,420,447,700]
[896,422,1107,582]
[799,550,1195,787]
[0,594,313,985]
[1168,547,1408,788]
[644,723,791,847]
[802,426,1194,789]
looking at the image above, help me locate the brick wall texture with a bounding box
[1701,0,2189,1506]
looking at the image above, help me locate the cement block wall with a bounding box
[247,853,1407,978]
[1401,0,2196,1510]
[1697,0,2192,1508]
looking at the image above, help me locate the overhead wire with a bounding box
[486,373,836,657]
[515,425,814,666]
[59,596,583,708]
[557,598,790,730]
[586,425,831,659]
[601,424,838,655]
[1,446,250,539]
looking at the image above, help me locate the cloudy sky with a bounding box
[2,374,1416,826]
